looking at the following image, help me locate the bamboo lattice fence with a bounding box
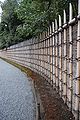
[0,1,80,119]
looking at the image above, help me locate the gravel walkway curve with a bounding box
[0,59,36,120]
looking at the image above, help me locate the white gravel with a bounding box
[0,59,36,120]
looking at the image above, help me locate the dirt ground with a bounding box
[30,72,75,120]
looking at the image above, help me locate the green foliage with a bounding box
[0,0,77,49]
[0,0,22,49]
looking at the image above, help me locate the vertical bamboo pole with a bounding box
[32,38,34,71]
[43,32,45,77]
[52,22,56,88]
[58,15,62,96]
[50,25,53,85]
[41,34,43,75]
[48,27,50,82]
[62,10,67,103]
[74,0,80,119]
[37,36,39,74]
[43,33,45,75]
[44,32,46,78]
[55,19,58,90]
[45,31,47,80]
[39,35,41,75]
[46,29,48,82]
[38,34,40,74]
[39,33,42,75]
[68,3,73,110]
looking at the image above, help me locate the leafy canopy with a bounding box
[0,0,77,49]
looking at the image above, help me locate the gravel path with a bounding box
[0,59,36,120]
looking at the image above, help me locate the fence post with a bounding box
[55,19,58,91]
[74,0,80,119]
[46,29,49,82]
[58,15,62,96]
[62,10,67,103]
[49,25,53,85]
[67,3,73,110]
[52,22,56,88]
[47,27,50,83]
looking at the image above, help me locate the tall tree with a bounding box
[0,0,77,49]
[0,0,22,48]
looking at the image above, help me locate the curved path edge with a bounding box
[0,57,75,120]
